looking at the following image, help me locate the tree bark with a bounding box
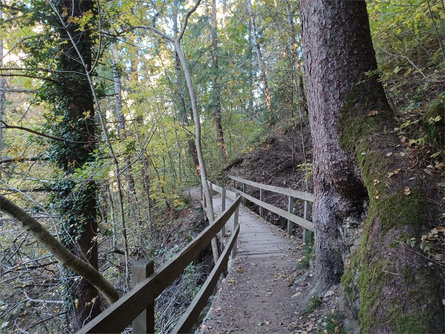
[48,0,103,329]
[301,0,444,332]
[211,0,228,163]
[0,2,4,180]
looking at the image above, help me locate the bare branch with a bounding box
[0,87,38,93]
[0,194,119,303]
[134,25,174,42]
[1,121,98,144]
[178,0,203,42]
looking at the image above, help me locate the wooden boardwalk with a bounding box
[211,192,296,258]
[199,189,303,333]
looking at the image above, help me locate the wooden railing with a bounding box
[77,194,241,334]
[228,175,314,241]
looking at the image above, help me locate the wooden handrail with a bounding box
[228,175,314,202]
[77,196,241,334]
[173,224,240,332]
[227,175,314,233]
[234,188,314,231]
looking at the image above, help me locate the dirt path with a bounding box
[189,187,305,333]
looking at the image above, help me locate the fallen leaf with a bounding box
[368,110,379,116]
[265,320,271,325]
[386,152,393,157]
[235,268,244,273]
[400,152,406,157]
[400,136,407,143]
[408,139,416,147]
[404,186,411,195]
[388,168,401,177]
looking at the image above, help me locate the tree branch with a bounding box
[1,121,98,144]
[134,25,174,42]
[0,194,119,304]
[178,0,203,42]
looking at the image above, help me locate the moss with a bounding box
[400,265,414,284]
[358,260,390,333]
[341,250,361,301]
[395,315,425,334]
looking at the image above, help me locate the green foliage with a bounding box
[320,312,346,334]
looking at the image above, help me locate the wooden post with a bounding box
[286,196,294,235]
[232,201,240,257]
[132,259,154,334]
[241,183,246,205]
[303,201,313,244]
[221,187,226,237]
[208,181,214,215]
[259,188,264,217]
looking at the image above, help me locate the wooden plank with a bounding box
[77,197,241,334]
[173,225,240,333]
[132,260,154,334]
[228,175,314,202]
[233,188,314,231]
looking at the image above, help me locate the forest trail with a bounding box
[188,187,303,333]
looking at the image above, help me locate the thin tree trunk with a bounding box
[211,0,228,163]
[247,0,273,125]
[174,40,219,264]
[173,1,200,176]
[0,3,4,180]
[112,44,141,225]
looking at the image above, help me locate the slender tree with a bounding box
[247,0,273,125]
[211,0,228,163]
[301,0,444,332]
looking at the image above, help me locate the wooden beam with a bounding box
[77,197,241,334]
[228,175,314,202]
[233,188,314,231]
[172,225,240,333]
[132,260,154,334]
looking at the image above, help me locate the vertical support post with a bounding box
[221,187,226,237]
[286,196,294,235]
[303,201,313,244]
[232,199,240,257]
[259,188,263,217]
[208,181,214,215]
[203,183,207,208]
[132,259,154,334]
[241,183,246,205]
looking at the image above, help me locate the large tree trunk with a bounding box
[301,0,444,332]
[211,0,228,163]
[50,0,103,330]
